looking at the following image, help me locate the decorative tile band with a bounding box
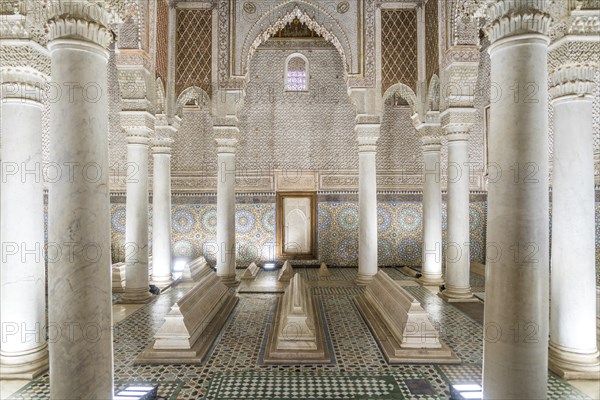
[110,200,489,267]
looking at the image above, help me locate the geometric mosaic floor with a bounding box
[7,267,591,399]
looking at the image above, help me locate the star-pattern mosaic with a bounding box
[109,200,597,282]
[317,202,487,267]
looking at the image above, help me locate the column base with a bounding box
[150,275,174,286]
[0,345,49,380]
[218,274,240,288]
[120,287,155,304]
[417,274,445,286]
[549,343,600,380]
[439,287,478,303]
[355,272,376,286]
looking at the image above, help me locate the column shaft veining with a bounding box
[418,127,444,286]
[483,2,552,398]
[122,123,152,303]
[549,63,600,379]
[0,33,49,379]
[215,119,239,287]
[151,133,175,283]
[356,115,380,285]
[46,2,115,397]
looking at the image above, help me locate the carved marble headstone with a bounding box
[241,262,260,280]
[277,260,294,282]
[112,262,126,293]
[182,256,210,281]
[355,271,460,364]
[276,274,317,350]
[319,262,331,278]
[263,274,331,363]
[135,268,238,364]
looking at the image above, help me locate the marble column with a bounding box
[150,137,174,284]
[441,126,474,301]
[0,44,49,378]
[483,3,551,398]
[121,125,153,303]
[549,63,599,379]
[418,135,444,285]
[46,3,114,398]
[215,122,239,287]
[356,116,381,285]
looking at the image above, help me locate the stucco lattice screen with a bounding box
[176,9,212,96]
[425,0,439,83]
[287,56,307,91]
[156,0,169,84]
[381,9,417,93]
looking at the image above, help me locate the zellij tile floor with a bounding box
[5,267,594,399]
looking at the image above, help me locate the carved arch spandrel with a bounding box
[239,2,354,79]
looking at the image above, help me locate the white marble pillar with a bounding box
[419,135,444,285]
[121,128,152,303]
[46,3,114,398]
[151,137,174,283]
[441,128,474,301]
[0,51,49,378]
[356,117,381,285]
[215,124,239,287]
[549,63,599,379]
[483,3,551,398]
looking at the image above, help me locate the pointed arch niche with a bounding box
[241,5,352,81]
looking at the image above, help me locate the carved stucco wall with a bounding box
[169,38,487,188]
[108,48,127,174]
[379,104,421,171]
[237,43,357,171]
[235,41,432,175]
[471,37,489,173]
[173,106,215,173]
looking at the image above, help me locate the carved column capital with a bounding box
[549,62,597,100]
[0,14,28,39]
[421,135,443,153]
[486,1,552,44]
[125,132,150,145]
[215,137,238,154]
[151,137,174,155]
[355,114,381,152]
[441,107,476,139]
[0,39,50,104]
[213,115,240,154]
[1,69,46,104]
[414,110,441,134]
[46,1,115,49]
